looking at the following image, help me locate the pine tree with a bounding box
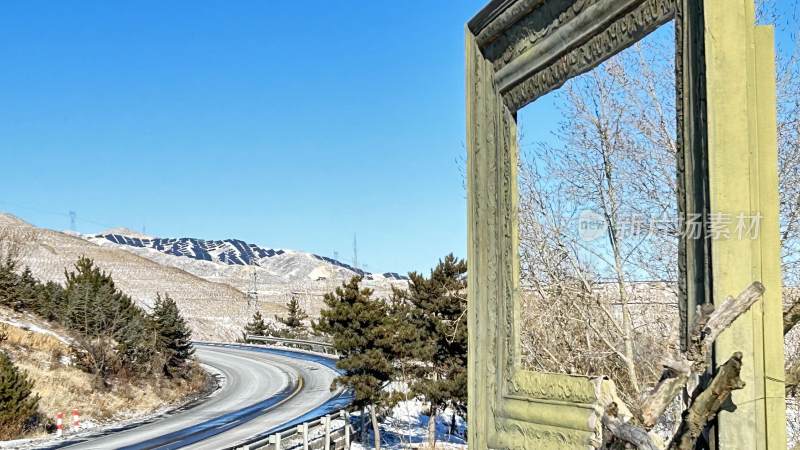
[65,257,114,296]
[63,257,139,338]
[243,311,272,340]
[395,254,468,448]
[0,257,20,310]
[0,352,39,440]
[33,281,65,322]
[152,293,194,378]
[63,257,148,380]
[314,276,395,450]
[276,296,308,337]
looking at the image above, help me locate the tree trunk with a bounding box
[427,402,438,448]
[370,404,381,450]
[360,407,368,445]
[450,410,457,438]
[601,140,641,396]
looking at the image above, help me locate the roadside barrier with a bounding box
[236,410,352,450]
[53,409,82,436]
[55,412,64,437]
[243,336,339,357]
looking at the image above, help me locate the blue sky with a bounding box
[0,1,488,274]
[0,2,795,274]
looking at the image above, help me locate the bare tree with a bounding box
[519,28,679,418]
[519,2,800,446]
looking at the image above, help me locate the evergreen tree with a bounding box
[64,283,122,380]
[63,257,140,339]
[152,293,194,378]
[33,281,65,322]
[276,296,308,337]
[0,257,21,310]
[63,257,149,380]
[0,352,39,440]
[243,311,272,339]
[14,267,38,311]
[395,254,468,447]
[116,308,159,378]
[314,276,395,450]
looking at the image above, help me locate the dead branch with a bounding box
[787,359,800,397]
[669,352,746,450]
[694,282,765,366]
[639,361,690,429]
[602,283,764,450]
[603,414,662,450]
[639,282,764,429]
[785,295,800,335]
[784,296,800,395]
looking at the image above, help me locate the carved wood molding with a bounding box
[470,0,675,111]
[466,0,681,448]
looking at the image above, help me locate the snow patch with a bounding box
[0,317,74,346]
[350,397,466,450]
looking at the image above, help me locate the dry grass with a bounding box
[2,323,65,354]
[12,356,206,422]
[0,316,209,440]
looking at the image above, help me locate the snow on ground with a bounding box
[0,364,224,449]
[0,316,75,347]
[350,397,466,450]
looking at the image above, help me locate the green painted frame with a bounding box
[465,0,786,448]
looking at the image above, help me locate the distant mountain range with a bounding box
[0,214,407,341]
[92,232,408,281]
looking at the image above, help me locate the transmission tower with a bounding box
[247,266,259,308]
[69,211,77,232]
[290,286,312,314]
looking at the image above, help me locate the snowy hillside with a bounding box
[91,233,407,281]
[84,232,409,316]
[0,212,408,339]
[0,213,284,341]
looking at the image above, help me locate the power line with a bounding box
[0,201,116,230]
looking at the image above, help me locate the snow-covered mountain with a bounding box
[91,232,407,281]
[0,213,408,340]
[0,214,277,341]
[84,231,409,317]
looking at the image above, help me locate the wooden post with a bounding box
[699,0,787,447]
[324,415,331,450]
[342,410,350,449]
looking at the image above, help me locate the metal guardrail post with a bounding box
[341,410,350,449]
[324,415,331,450]
[274,432,282,450]
[302,422,309,450]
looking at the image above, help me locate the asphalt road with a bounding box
[57,344,341,450]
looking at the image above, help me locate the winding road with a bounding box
[49,344,344,450]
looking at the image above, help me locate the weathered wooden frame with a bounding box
[466,0,787,448]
